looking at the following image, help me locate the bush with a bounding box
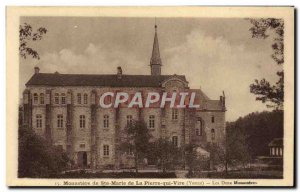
[18,126,69,178]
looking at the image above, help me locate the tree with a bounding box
[248,18,284,109]
[19,23,47,60]
[120,120,151,173]
[151,138,181,173]
[210,125,251,174]
[228,110,283,158]
[18,126,69,178]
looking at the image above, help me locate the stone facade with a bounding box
[21,25,226,169]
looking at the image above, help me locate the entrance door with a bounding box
[147,155,156,166]
[77,151,88,168]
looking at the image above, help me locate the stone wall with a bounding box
[24,81,226,168]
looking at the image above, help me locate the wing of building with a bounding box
[22,25,226,169]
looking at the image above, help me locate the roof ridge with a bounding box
[36,73,185,77]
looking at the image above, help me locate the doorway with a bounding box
[77,151,88,168]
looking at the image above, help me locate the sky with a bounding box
[19,17,282,121]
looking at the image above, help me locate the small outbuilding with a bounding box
[268,138,283,157]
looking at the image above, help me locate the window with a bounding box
[36,114,42,128]
[57,115,63,128]
[211,129,215,141]
[84,94,88,104]
[77,93,81,104]
[149,115,155,129]
[172,136,178,147]
[33,93,38,104]
[80,144,85,148]
[54,93,59,104]
[211,116,215,123]
[40,93,44,104]
[61,93,66,104]
[80,115,86,128]
[172,109,178,120]
[57,145,63,151]
[103,145,109,156]
[103,115,109,128]
[128,146,133,155]
[127,115,133,127]
[196,118,203,136]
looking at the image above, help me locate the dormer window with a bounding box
[61,93,66,105]
[54,93,59,104]
[77,93,81,104]
[84,93,88,104]
[40,93,44,104]
[33,93,38,104]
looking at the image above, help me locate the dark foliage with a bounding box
[120,120,151,173]
[150,139,182,172]
[226,110,283,158]
[19,23,47,60]
[185,144,210,177]
[209,124,251,173]
[248,18,284,109]
[18,126,69,178]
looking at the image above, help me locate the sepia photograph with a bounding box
[6,6,294,187]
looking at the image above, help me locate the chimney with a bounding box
[222,91,226,107]
[34,67,40,74]
[117,66,122,79]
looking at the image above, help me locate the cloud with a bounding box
[21,29,282,121]
[38,43,145,75]
[163,29,281,121]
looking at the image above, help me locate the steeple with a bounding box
[150,23,162,75]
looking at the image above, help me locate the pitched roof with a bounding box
[268,138,283,147]
[25,73,186,87]
[204,100,223,111]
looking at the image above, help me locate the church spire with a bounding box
[150,23,162,75]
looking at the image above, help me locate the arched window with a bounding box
[211,116,215,123]
[79,115,85,128]
[54,93,59,104]
[39,93,44,104]
[196,118,203,136]
[33,93,38,104]
[77,93,82,104]
[84,93,88,104]
[61,93,66,105]
[211,129,215,141]
[149,115,155,129]
[103,115,109,128]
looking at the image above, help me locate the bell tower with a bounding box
[150,24,162,75]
